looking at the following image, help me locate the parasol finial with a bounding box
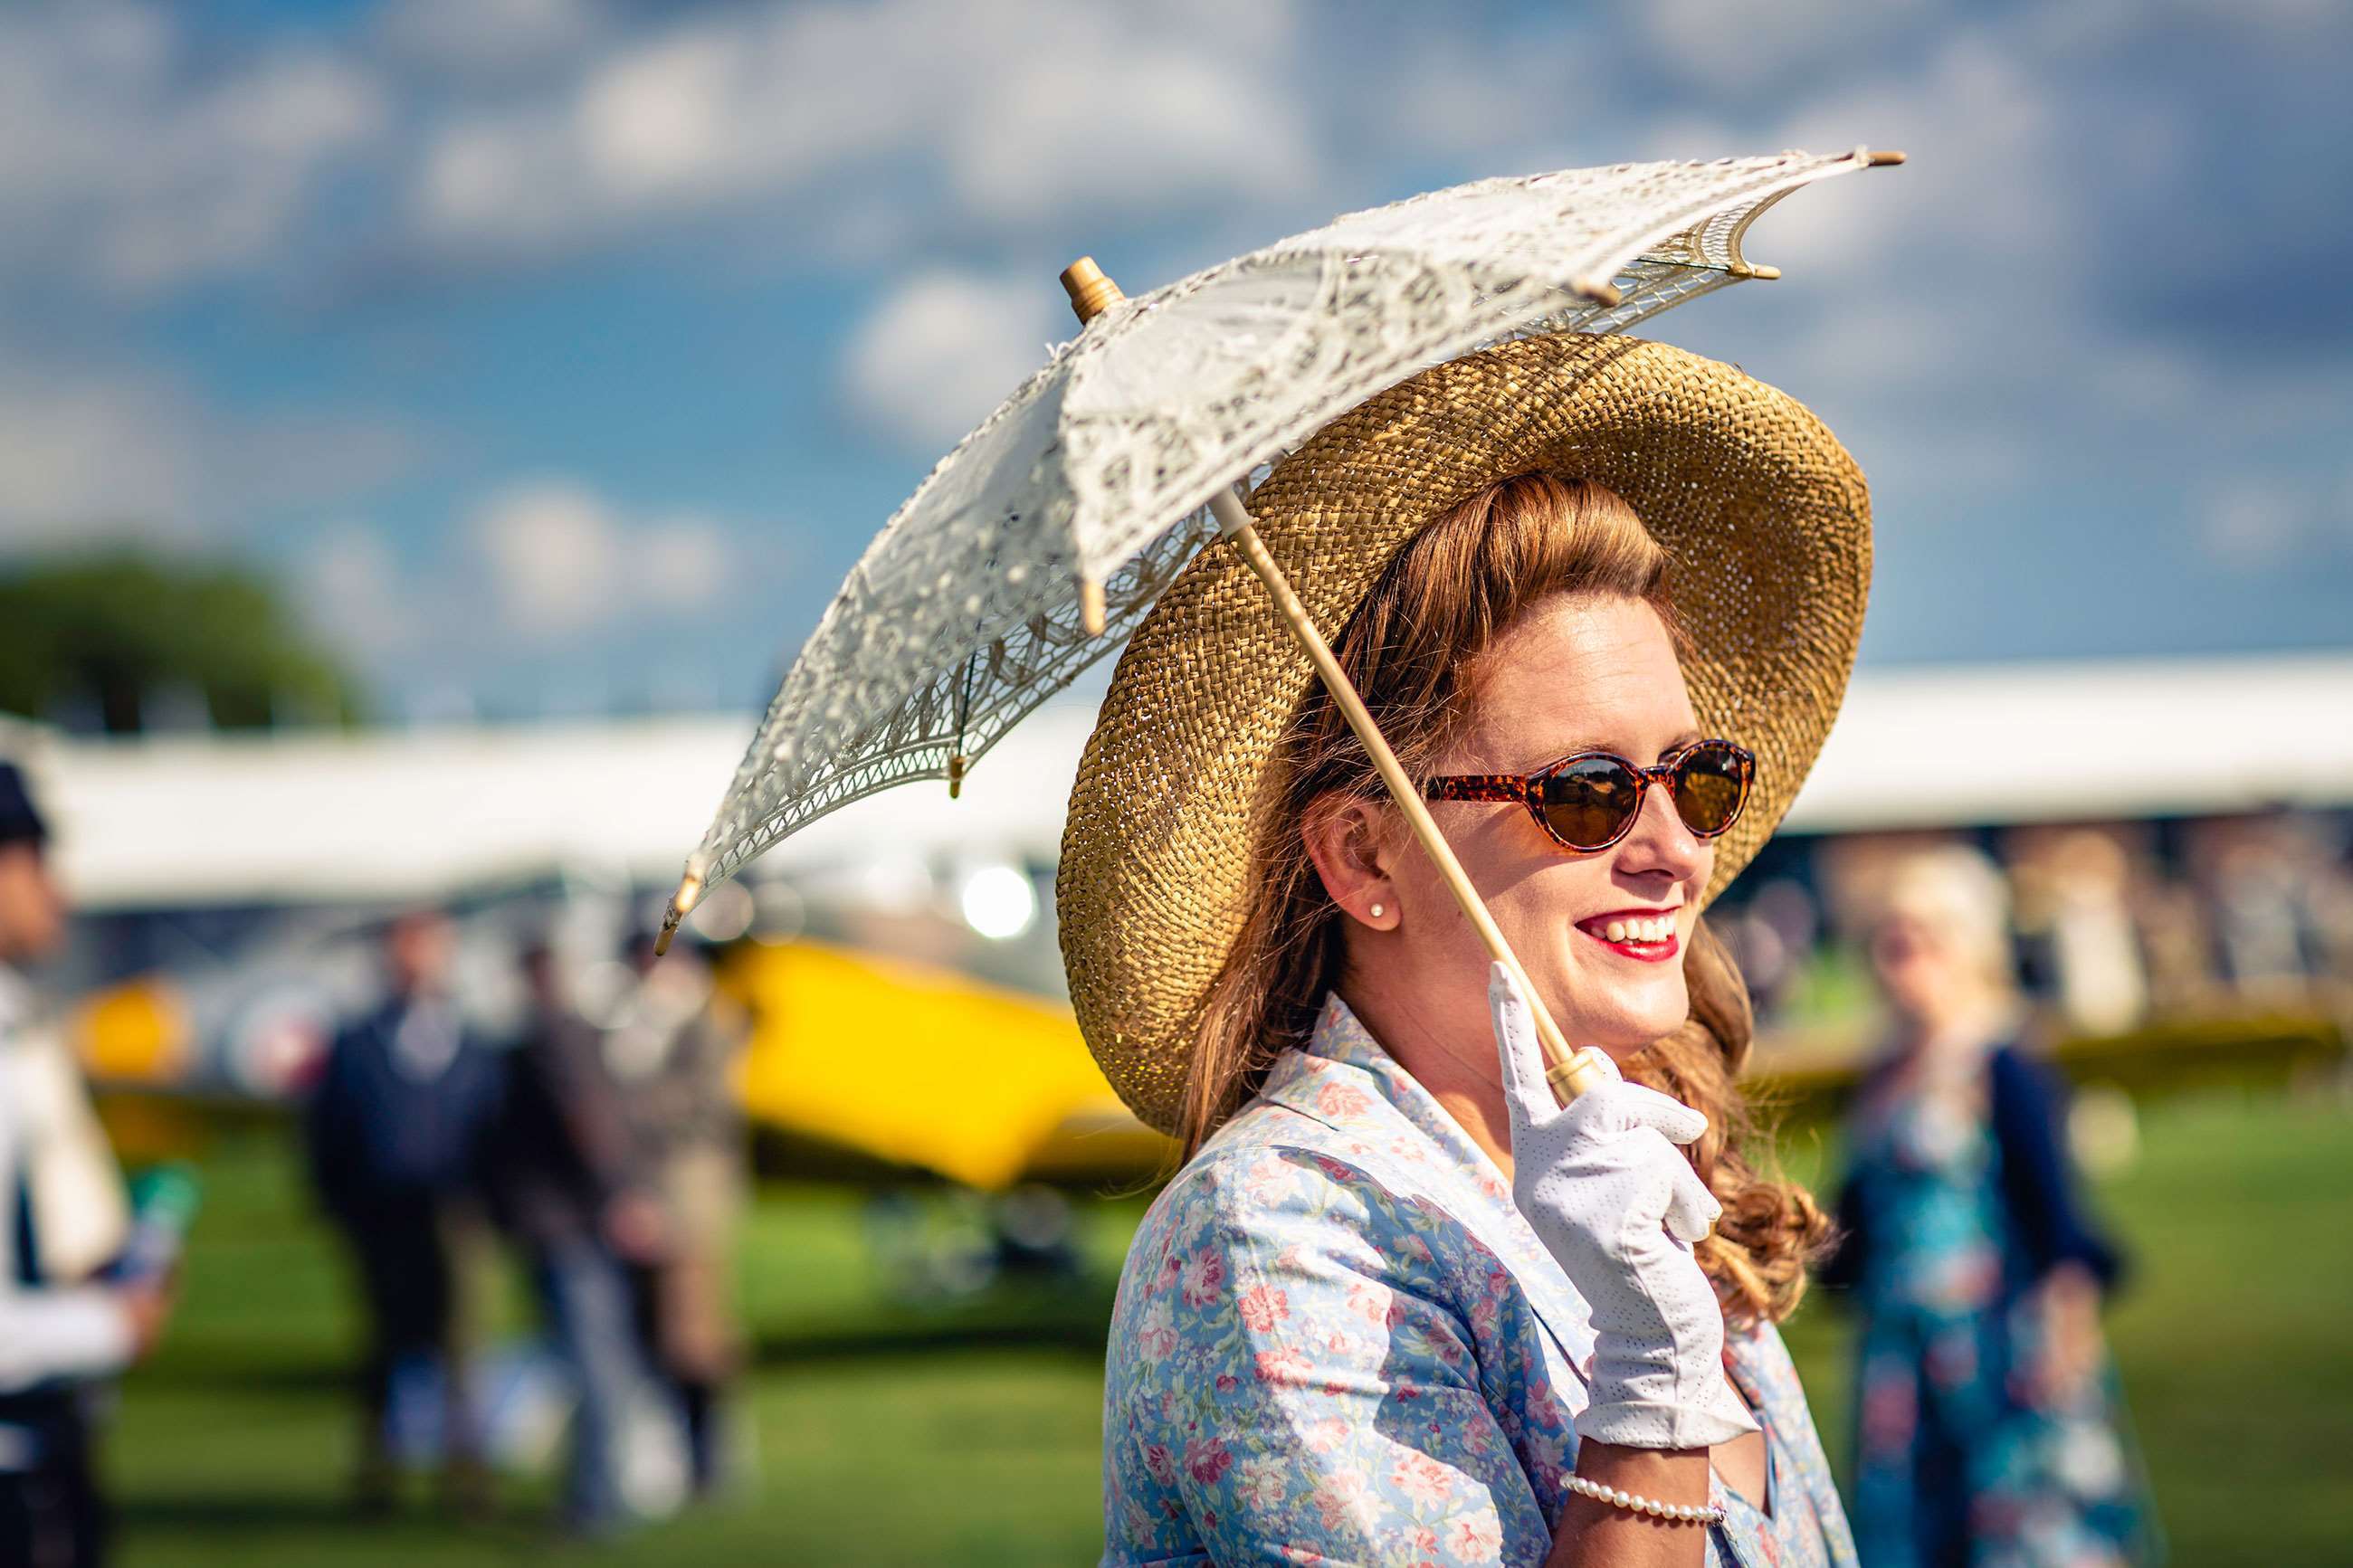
[1061,257,1126,325]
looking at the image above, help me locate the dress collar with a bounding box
[1255,990,1597,1372]
[1288,989,1516,1193]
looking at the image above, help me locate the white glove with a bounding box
[1488,963,1758,1449]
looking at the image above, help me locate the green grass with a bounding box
[110,1088,2350,1565]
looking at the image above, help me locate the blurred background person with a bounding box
[0,762,172,1568]
[302,909,503,1518]
[610,933,749,1501]
[1825,845,2158,1566]
[490,940,668,1538]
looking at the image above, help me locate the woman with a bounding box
[1828,847,2158,1567]
[1058,334,1872,1566]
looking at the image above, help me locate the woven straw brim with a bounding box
[1057,334,1872,1135]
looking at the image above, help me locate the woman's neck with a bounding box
[1337,979,1520,1180]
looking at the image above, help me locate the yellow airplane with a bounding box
[722,939,1168,1190]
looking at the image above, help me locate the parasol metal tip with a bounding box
[1572,273,1624,309]
[1864,147,1908,167]
[1729,261,1783,281]
[1061,258,1127,325]
[654,869,702,956]
[948,752,967,799]
[1078,575,1107,636]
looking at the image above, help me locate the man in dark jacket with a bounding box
[305,909,503,1514]
[488,942,666,1535]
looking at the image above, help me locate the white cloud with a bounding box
[375,0,606,78]
[2195,468,2353,575]
[637,516,729,613]
[299,523,416,658]
[840,270,1063,451]
[1669,29,2239,480]
[0,3,386,295]
[0,354,418,548]
[1633,0,1937,95]
[406,0,1320,265]
[1758,39,2079,285]
[468,479,738,640]
[2084,344,2200,421]
[2200,480,2307,572]
[471,480,619,635]
[276,481,757,700]
[412,6,863,256]
[0,366,207,546]
[940,18,1315,223]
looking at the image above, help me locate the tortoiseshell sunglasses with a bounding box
[1423,738,1756,853]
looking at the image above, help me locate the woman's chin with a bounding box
[1561,979,1690,1058]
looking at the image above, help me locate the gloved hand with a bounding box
[1488,962,1758,1449]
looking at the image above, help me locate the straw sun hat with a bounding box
[1056,332,1872,1134]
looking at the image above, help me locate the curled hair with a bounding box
[1182,472,1829,1325]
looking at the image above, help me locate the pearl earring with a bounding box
[1368,903,1386,919]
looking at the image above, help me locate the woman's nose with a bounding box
[1615,781,1709,883]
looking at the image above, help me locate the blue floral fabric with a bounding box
[1102,993,1856,1567]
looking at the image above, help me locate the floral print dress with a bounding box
[1102,993,1856,1567]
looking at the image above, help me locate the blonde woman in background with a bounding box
[1825,845,2158,1566]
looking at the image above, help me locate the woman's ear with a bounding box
[1301,794,1399,930]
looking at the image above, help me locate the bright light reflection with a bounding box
[959,865,1036,940]
[691,879,756,942]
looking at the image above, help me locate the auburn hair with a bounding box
[1181,472,1829,1325]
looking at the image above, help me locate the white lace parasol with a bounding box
[664,148,1899,941]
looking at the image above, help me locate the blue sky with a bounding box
[2,0,2348,722]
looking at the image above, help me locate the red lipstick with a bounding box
[1574,906,1681,964]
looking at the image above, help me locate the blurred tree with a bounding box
[0,551,363,733]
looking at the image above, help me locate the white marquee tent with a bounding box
[16,652,2351,914]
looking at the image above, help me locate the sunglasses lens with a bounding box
[1537,755,1643,849]
[1672,744,1749,837]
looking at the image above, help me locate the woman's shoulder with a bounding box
[1144,1099,1418,1236]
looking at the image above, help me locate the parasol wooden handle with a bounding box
[1211,489,1611,1106]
